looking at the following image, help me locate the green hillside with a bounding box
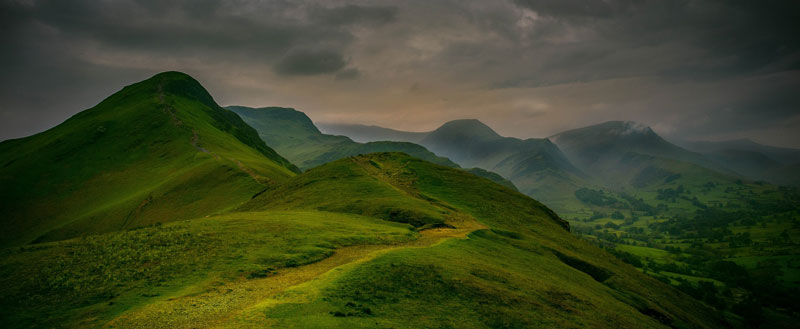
[228,106,456,169]
[0,72,298,247]
[465,167,518,191]
[1,152,727,328]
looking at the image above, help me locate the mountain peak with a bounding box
[116,71,216,109]
[432,119,501,140]
[550,120,656,143]
[595,121,654,136]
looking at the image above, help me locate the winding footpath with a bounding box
[104,217,485,329]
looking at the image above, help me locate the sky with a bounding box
[1,0,799,147]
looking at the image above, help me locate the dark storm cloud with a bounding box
[309,4,398,26]
[494,0,800,86]
[0,0,392,70]
[0,0,799,147]
[274,49,348,76]
[512,0,628,18]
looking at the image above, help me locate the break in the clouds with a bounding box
[1,0,799,147]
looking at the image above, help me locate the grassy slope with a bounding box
[0,211,416,328]
[0,72,298,247]
[247,153,723,328]
[465,167,518,191]
[228,106,457,170]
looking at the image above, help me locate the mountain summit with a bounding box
[549,120,716,173]
[0,72,298,247]
[424,119,502,141]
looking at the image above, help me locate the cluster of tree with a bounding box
[573,183,800,328]
[574,188,622,207]
[619,193,655,213]
[656,185,685,201]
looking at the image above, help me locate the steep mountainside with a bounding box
[465,167,518,191]
[546,121,751,192]
[0,72,298,247]
[228,106,456,170]
[550,121,717,175]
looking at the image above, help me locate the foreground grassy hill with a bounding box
[0,72,298,247]
[1,152,726,328]
[0,210,417,328]
[228,106,456,170]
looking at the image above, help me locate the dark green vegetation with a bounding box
[0,71,791,328]
[0,72,298,248]
[228,106,455,170]
[570,181,800,328]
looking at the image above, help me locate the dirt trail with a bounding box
[104,218,485,329]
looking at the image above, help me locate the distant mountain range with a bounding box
[227,106,456,170]
[322,120,800,197]
[229,107,518,190]
[318,123,427,144]
[677,138,800,185]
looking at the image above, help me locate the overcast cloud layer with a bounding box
[1,0,799,147]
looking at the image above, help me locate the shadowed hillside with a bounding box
[228,106,456,170]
